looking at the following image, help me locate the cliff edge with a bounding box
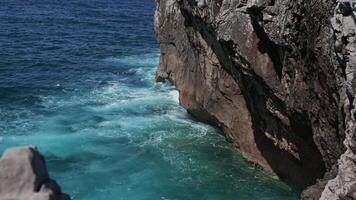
[154,0,356,199]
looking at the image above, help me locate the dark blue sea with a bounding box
[0,0,298,199]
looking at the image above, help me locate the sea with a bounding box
[0,0,299,199]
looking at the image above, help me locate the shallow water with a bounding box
[0,0,299,199]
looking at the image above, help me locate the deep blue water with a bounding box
[0,1,299,199]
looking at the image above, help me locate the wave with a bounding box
[0,49,298,199]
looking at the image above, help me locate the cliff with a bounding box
[0,146,70,200]
[154,0,356,199]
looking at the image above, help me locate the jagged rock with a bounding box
[0,146,70,200]
[196,0,207,8]
[339,2,353,16]
[319,4,356,200]
[154,0,356,199]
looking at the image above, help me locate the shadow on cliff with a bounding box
[177,0,326,189]
[247,7,284,79]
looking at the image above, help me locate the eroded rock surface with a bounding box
[0,146,70,200]
[155,0,356,198]
[318,3,356,200]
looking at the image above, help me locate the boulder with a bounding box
[0,146,70,200]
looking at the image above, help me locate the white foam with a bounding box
[169,90,180,103]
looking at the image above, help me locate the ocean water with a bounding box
[0,0,299,199]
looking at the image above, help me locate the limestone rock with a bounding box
[0,146,70,200]
[154,0,356,199]
[319,3,356,200]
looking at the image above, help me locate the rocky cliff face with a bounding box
[155,0,356,198]
[317,5,356,199]
[0,146,70,200]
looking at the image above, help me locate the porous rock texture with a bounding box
[0,146,70,200]
[154,0,356,198]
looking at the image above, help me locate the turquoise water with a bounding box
[0,0,299,199]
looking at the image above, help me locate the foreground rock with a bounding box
[0,146,70,200]
[155,0,356,198]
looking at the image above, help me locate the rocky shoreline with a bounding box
[155,0,356,199]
